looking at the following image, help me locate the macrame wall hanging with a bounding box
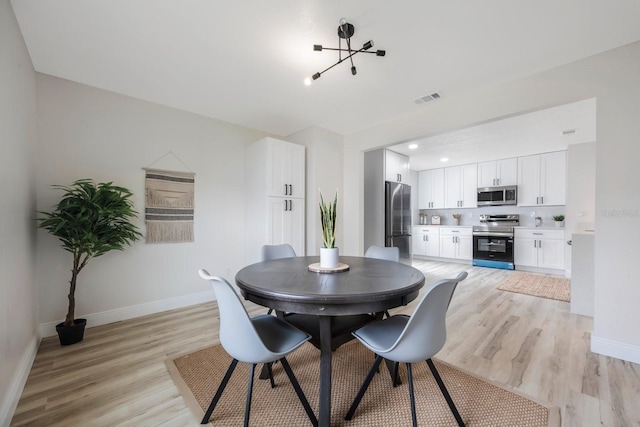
[143,152,195,244]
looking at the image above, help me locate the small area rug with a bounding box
[166,340,560,426]
[496,271,571,302]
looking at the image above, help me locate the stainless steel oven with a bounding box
[472,214,519,270]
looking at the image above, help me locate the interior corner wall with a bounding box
[0,0,38,424]
[35,74,267,332]
[286,127,345,255]
[343,41,640,363]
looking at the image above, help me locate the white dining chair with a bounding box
[364,245,400,262]
[344,271,468,427]
[261,244,297,315]
[198,269,317,427]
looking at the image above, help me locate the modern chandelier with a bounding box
[306,18,386,84]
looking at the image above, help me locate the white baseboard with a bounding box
[591,334,640,364]
[0,334,39,427]
[38,290,214,338]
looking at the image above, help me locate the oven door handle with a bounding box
[472,232,514,237]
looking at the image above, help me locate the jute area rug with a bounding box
[496,271,571,302]
[166,340,560,426]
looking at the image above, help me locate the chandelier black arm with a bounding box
[317,47,381,54]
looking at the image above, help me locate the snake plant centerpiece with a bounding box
[319,190,339,268]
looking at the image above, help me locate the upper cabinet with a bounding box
[385,150,410,183]
[418,168,445,209]
[517,151,566,206]
[477,157,518,187]
[444,164,478,208]
[266,138,305,199]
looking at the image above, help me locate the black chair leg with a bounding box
[201,358,239,424]
[279,357,318,427]
[406,363,418,427]
[426,359,465,427]
[243,364,256,427]
[344,355,385,420]
[266,362,276,388]
[393,361,401,387]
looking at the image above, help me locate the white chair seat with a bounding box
[251,314,310,358]
[352,314,409,353]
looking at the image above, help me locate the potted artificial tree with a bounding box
[319,190,338,268]
[37,179,142,345]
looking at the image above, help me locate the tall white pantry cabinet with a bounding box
[245,137,305,263]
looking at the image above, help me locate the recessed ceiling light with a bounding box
[440,157,449,162]
[408,143,418,150]
[304,77,312,86]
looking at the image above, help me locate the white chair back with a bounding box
[364,245,400,262]
[198,269,272,363]
[386,271,467,363]
[261,244,296,261]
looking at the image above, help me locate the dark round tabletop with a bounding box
[235,255,426,316]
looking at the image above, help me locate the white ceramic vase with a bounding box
[320,247,339,268]
[555,221,564,227]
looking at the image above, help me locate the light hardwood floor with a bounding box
[11,260,640,426]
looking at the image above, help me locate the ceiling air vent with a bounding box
[414,92,442,105]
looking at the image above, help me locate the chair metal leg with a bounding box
[243,364,256,427]
[266,362,276,388]
[406,363,418,427]
[201,358,239,424]
[426,359,465,427]
[344,355,385,420]
[393,361,401,387]
[279,357,318,427]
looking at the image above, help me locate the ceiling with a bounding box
[10,1,640,137]
[390,98,596,171]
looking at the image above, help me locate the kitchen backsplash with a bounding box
[417,205,565,228]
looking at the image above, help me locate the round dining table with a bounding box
[235,255,425,427]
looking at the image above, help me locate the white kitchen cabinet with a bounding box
[439,227,472,260]
[444,164,477,208]
[517,151,566,206]
[266,138,305,199]
[418,168,445,209]
[412,226,440,257]
[385,149,410,183]
[514,228,565,270]
[245,137,306,263]
[267,197,305,257]
[477,157,518,187]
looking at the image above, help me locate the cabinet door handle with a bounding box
[289,184,293,195]
[285,184,289,196]
[284,200,287,211]
[533,232,543,235]
[540,196,544,205]
[426,235,429,242]
[538,239,541,248]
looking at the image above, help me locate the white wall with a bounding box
[343,41,640,364]
[0,0,38,424]
[287,127,344,255]
[565,142,596,272]
[35,75,267,331]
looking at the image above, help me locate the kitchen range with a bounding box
[472,214,519,270]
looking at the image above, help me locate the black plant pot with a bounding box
[55,318,87,346]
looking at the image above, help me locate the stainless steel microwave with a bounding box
[477,185,517,206]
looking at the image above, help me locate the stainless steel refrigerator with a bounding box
[385,181,412,262]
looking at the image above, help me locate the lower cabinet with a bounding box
[514,228,565,270]
[267,197,305,257]
[412,226,440,257]
[439,227,472,260]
